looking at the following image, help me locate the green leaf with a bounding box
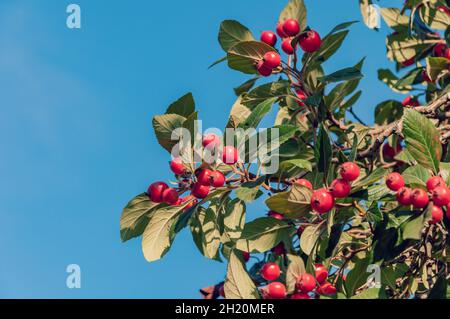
[152,114,187,153]
[319,67,363,84]
[359,0,376,29]
[426,57,450,82]
[300,224,322,255]
[350,288,386,299]
[223,199,246,241]
[165,93,195,117]
[235,177,265,203]
[380,8,409,30]
[286,254,306,294]
[386,33,436,63]
[305,30,349,64]
[403,164,430,188]
[141,204,186,262]
[374,100,404,125]
[345,253,373,296]
[378,69,413,93]
[120,193,160,242]
[236,217,293,253]
[265,184,312,218]
[242,81,290,108]
[419,3,450,30]
[403,109,442,174]
[402,205,432,240]
[224,250,260,299]
[394,68,423,89]
[234,77,259,96]
[352,167,389,190]
[227,41,274,74]
[218,20,254,52]
[315,125,332,173]
[279,0,307,32]
[227,95,252,128]
[279,159,312,174]
[327,21,358,36]
[209,56,227,69]
[200,204,223,260]
[238,97,277,129]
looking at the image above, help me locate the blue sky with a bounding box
[0,0,403,298]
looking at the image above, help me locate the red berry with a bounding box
[169,157,185,175]
[426,176,445,191]
[256,60,272,77]
[438,5,450,15]
[402,96,419,107]
[386,172,405,191]
[411,188,430,208]
[433,43,447,57]
[290,292,310,299]
[261,31,277,47]
[203,134,221,150]
[295,89,307,106]
[162,188,179,205]
[317,282,337,295]
[147,181,169,203]
[191,183,210,199]
[432,186,450,206]
[298,30,321,53]
[261,262,281,281]
[282,19,300,37]
[340,162,360,182]
[429,205,444,224]
[281,38,295,55]
[210,171,225,187]
[181,195,198,211]
[382,142,402,159]
[263,51,281,69]
[219,285,225,298]
[330,179,351,198]
[401,57,415,67]
[197,169,213,186]
[276,22,287,38]
[396,187,412,206]
[296,273,316,293]
[242,251,250,263]
[444,48,450,60]
[268,211,284,220]
[422,69,432,83]
[314,264,328,284]
[311,188,334,214]
[295,178,313,189]
[271,242,286,255]
[222,146,238,165]
[266,282,286,299]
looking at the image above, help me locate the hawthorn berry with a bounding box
[276,22,287,38]
[298,30,321,53]
[203,134,221,150]
[438,5,450,16]
[290,292,310,299]
[162,188,179,205]
[433,43,447,57]
[432,186,450,207]
[401,57,415,67]
[444,48,450,60]
[281,38,295,55]
[191,183,210,199]
[396,187,412,206]
[271,242,286,255]
[242,251,250,263]
[402,96,419,107]
[429,205,444,224]
[317,282,337,295]
[283,19,300,36]
[263,51,281,69]
[261,262,281,281]
[314,264,328,284]
[295,89,307,106]
[210,171,225,187]
[169,157,185,175]
[426,176,445,191]
[266,282,286,299]
[411,188,429,208]
[330,178,351,198]
[295,178,313,189]
[147,181,169,203]
[219,285,225,298]
[260,31,277,47]
[422,69,432,83]
[382,142,402,159]
[268,210,284,220]
[296,273,316,293]
[197,169,213,186]
[180,195,198,211]
[222,146,239,165]
[386,172,405,191]
[256,60,273,77]
[311,188,334,214]
[340,162,360,182]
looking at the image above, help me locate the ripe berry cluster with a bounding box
[386,173,450,224]
[146,134,239,208]
[257,18,322,77]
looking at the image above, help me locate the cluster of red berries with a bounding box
[386,173,450,224]
[261,262,335,299]
[146,134,239,207]
[256,18,322,77]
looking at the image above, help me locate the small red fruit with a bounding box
[314,264,328,284]
[162,188,179,205]
[386,172,405,191]
[402,96,419,107]
[268,211,284,220]
[311,188,334,214]
[290,292,310,299]
[426,176,445,191]
[147,181,169,203]
[411,188,430,208]
[432,186,450,207]
[317,282,337,295]
[203,134,221,150]
[340,162,360,182]
[429,205,443,224]
[433,43,447,57]
[422,69,432,83]
[197,169,213,186]
[242,251,250,263]
[282,19,300,37]
[210,171,225,187]
[256,60,273,77]
[271,242,286,255]
[276,22,287,38]
[181,195,198,211]
[396,187,412,206]
[263,51,281,69]
[444,48,450,60]
[266,282,286,299]
[330,179,351,198]
[296,273,316,293]
[401,57,415,67]
[281,38,295,55]
[383,142,402,159]
[295,89,307,106]
[295,178,313,189]
[222,146,238,165]
[298,30,321,53]
[191,183,210,199]
[438,5,450,16]
[260,31,277,47]
[219,285,225,298]
[261,262,281,281]
[169,157,185,175]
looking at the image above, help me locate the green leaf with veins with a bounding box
[227,41,274,74]
[224,251,260,299]
[218,20,254,52]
